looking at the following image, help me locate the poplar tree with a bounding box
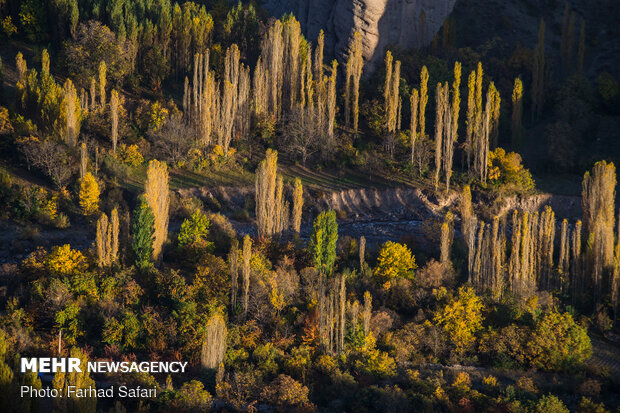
[410,88,419,165]
[538,206,556,290]
[291,178,304,234]
[144,160,170,263]
[582,161,616,303]
[201,313,227,369]
[201,69,215,147]
[80,142,87,179]
[132,195,155,270]
[63,79,79,147]
[229,238,239,311]
[471,63,485,178]
[467,215,478,283]
[98,60,107,107]
[110,89,119,153]
[327,60,338,145]
[419,66,429,140]
[41,49,50,75]
[559,219,570,290]
[362,291,372,337]
[449,61,461,148]
[309,210,338,277]
[338,273,346,353]
[508,210,522,295]
[383,51,400,134]
[473,82,493,184]
[15,53,27,107]
[465,70,475,167]
[440,212,454,264]
[571,220,583,303]
[461,184,474,243]
[284,17,301,111]
[90,77,96,109]
[489,82,501,148]
[96,208,120,267]
[434,82,446,190]
[242,235,251,317]
[253,57,267,118]
[253,151,289,236]
[445,62,461,192]
[263,20,284,118]
[345,32,363,133]
[511,78,524,147]
[16,52,27,85]
[80,88,88,113]
[359,236,366,274]
[314,30,324,81]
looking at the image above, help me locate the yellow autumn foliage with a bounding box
[117,144,144,166]
[79,172,100,215]
[374,241,417,286]
[46,244,87,275]
[434,286,484,354]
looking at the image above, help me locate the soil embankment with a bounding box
[0,186,584,264]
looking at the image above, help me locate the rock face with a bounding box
[262,0,457,72]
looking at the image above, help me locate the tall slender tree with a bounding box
[419,66,429,140]
[110,89,119,153]
[582,161,616,303]
[242,235,252,317]
[144,160,170,263]
[410,88,419,165]
[440,212,454,264]
[63,79,79,147]
[291,178,304,234]
[132,195,155,270]
[344,32,363,133]
[309,210,338,277]
[98,60,107,107]
[229,238,239,311]
[465,70,476,167]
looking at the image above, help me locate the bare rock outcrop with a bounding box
[262,0,457,72]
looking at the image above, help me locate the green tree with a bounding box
[132,195,155,270]
[308,210,338,277]
[178,210,213,250]
[63,21,130,88]
[532,394,569,413]
[526,310,591,371]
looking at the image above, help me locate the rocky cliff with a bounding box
[262,0,457,72]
